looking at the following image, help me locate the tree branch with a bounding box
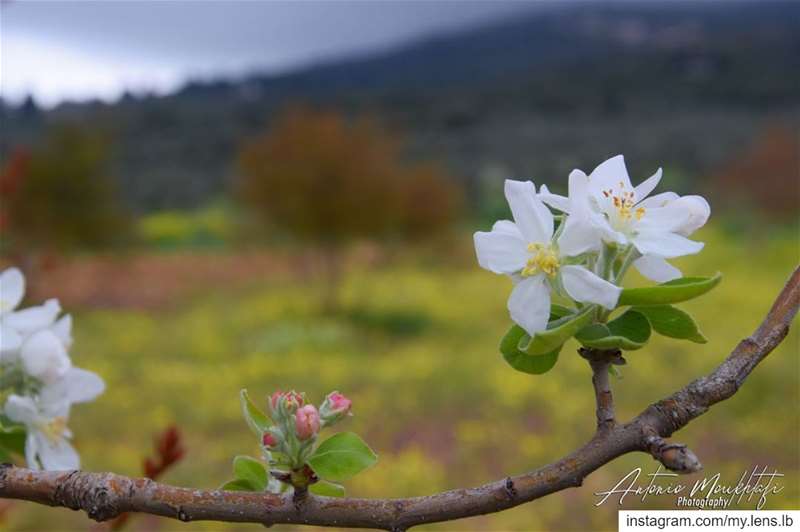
[1,266,798,530]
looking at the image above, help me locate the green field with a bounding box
[5,225,799,531]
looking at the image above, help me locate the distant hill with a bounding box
[3,1,798,212]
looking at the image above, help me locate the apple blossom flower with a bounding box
[4,393,79,470]
[2,366,104,470]
[295,405,321,441]
[474,179,621,336]
[539,155,710,282]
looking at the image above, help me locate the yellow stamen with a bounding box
[38,417,68,444]
[605,186,645,222]
[521,243,560,278]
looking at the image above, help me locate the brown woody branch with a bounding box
[1,266,797,531]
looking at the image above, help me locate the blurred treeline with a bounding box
[1,1,798,258]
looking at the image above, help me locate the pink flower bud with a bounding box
[295,405,320,441]
[270,390,304,415]
[284,391,304,411]
[328,392,353,414]
[269,391,284,413]
[262,432,277,448]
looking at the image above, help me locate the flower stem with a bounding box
[614,245,639,284]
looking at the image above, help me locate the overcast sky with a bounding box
[0,0,541,108]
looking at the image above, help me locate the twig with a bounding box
[579,347,624,432]
[1,266,797,530]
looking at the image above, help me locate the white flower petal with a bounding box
[633,255,682,283]
[52,314,73,348]
[41,367,105,408]
[632,230,704,259]
[633,167,662,202]
[672,195,710,236]
[504,180,553,243]
[566,169,593,214]
[0,323,23,359]
[474,228,528,275]
[25,432,41,470]
[538,184,570,213]
[21,329,72,384]
[490,219,522,236]
[4,395,40,424]
[0,267,25,314]
[4,299,62,335]
[34,432,80,471]
[507,274,551,337]
[560,265,621,310]
[557,216,601,257]
[588,155,631,193]
[592,214,629,245]
[637,202,695,234]
[637,191,679,209]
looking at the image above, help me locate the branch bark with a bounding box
[1,266,798,530]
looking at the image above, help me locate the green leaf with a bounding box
[307,432,377,482]
[240,389,271,436]
[519,306,596,356]
[220,478,260,491]
[576,310,651,351]
[500,325,562,374]
[635,305,707,343]
[233,455,268,491]
[618,273,721,306]
[309,480,346,497]
[0,426,26,457]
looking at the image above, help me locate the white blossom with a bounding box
[475,180,621,336]
[539,155,709,282]
[4,394,79,471]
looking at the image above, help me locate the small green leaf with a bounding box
[501,325,562,374]
[0,426,26,457]
[635,305,707,343]
[308,432,377,482]
[576,310,651,350]
[618,273,721,306]
[518,306,595,356]
[220,478,259,491]
[240,389,271,436]
[233,455,268,490]
[309,480,346,497]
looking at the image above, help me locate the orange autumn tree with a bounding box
[237,107,461,309]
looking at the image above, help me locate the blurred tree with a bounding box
[0,124,131,262]
[238,107,462,309]
[713,123,799,221]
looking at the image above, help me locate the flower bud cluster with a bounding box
[260,390,351,471]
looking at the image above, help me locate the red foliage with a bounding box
[143,425,186,479]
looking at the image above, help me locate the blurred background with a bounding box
[0,0,798,530]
